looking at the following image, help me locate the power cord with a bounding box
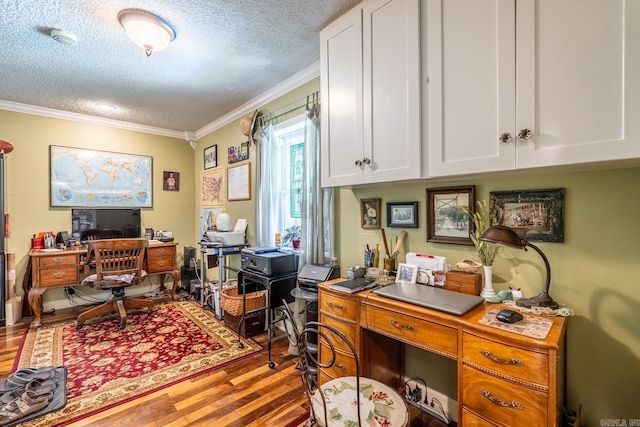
[402,377,452,425]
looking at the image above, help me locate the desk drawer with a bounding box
[364,305,457,358]
[461,408,496,426]
[147,255,175,273]
[463,332,548,386]
[319,292,357,321]
[40,266,79,287]
[39,254,77,267]
[319,341,357,378]
[318,314,358,354]
[462,365,547,427]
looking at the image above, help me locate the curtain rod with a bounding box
[258,91,319,126]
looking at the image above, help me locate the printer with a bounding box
[240,247,297,276]
[298,264,341,291]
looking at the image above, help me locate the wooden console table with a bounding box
[26,242,180,328]
[318,280,567,426]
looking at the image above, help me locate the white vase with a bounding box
[481,265,496,298]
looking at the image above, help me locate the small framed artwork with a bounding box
[200,167,225,207]
[387,202,418,228]
[426,185,475,245]
[163,171,179,191]
[361,198,381,229]
[396,263,419,284]
[204,145,217,170]
[490,188,565,242]
[227,162,251,201]
[228,141,249,164]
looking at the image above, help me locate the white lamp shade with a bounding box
[118,9,175,56]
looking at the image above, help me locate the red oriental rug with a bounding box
[13,301,263,426]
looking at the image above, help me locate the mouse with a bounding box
[496,309,524,324]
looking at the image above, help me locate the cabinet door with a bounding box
[320,8,364,187]
[517,0,640,168]
[363,0,421,183]
[427,0,517,177]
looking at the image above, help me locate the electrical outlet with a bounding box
[404,377,458,424]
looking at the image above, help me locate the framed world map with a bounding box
[50,145,153,207]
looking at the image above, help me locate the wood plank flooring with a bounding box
[1,304,451,426]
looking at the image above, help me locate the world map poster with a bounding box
[50,145,153,207]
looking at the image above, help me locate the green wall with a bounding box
[338,167,640,425]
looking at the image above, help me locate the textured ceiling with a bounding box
[0,0,360,135]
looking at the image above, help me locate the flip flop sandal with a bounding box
[0,392,49,426]
[0,367,56,392]
[0,379,56,404]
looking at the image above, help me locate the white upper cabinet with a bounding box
[321,0,421,187]
[427,0,640,177]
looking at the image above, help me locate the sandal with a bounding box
[0,391,50,426]
[0,379,56,404]
[0,367,56,392]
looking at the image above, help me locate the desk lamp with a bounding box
[479,225,559,309]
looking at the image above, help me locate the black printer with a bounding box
[298,264,341,291]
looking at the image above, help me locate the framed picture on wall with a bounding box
[490,188,565,242]
[200,167,225,207]
[204,145,217,170]
[426,185,475,245]
[387,202,418,228]
[163,171,179,191]
[361,198,381,229]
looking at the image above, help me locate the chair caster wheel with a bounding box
[76,324,83,330]
[268,361,275,369]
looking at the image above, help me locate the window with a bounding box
[272,115,305,237]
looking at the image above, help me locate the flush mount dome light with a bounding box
[117,9,175,57]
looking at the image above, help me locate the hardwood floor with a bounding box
[0,305,309,427]
[1,305,452,426]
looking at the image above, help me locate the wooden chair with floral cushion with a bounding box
[76,238,151,330]
[280,302,409,426]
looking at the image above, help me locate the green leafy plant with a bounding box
[281,224,301,245]
[466,200,501,266]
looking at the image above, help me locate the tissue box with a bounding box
[206,231,245,245]
[5,296,22,326]
[445,271,482,295]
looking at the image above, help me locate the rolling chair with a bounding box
[280,301,409,426]
[76,238,152,330]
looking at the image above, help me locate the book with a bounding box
[329,277,376,294]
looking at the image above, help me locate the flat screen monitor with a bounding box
[71,208,141,240]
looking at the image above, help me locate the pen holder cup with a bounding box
[383,257,395,272]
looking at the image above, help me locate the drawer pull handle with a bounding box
[327,302,345,310]
[480,390,524,410]
[480,350,523,366]
[389,320,415,331]
[53,272,66,279]
[335,364,346,370]
[156,260,165,266]
[53,257,64,263]
[156,249,166,254]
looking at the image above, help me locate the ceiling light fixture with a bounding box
[117,9,175,57]
[50,29,78,46]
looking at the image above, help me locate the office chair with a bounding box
[280,302,409,426]
[76,238,152,330]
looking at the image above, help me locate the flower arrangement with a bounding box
[281,224,301,246]
[467,200,501,266]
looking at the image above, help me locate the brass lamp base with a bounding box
[515,291,559,310]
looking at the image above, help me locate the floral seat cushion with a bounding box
[311,376,408,426]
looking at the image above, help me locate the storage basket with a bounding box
[221,285,266,316]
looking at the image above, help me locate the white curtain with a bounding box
[301,105,334,264]
[255,95,335,265]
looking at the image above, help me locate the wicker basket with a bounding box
[221,285,266,317]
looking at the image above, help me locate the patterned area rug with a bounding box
[14,301,263,426]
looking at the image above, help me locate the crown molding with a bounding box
[0,100,185,139]
[194,61,320,139]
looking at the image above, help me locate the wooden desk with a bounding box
[27,242,180,328]
[318,280,567,427]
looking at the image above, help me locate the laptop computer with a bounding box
[372,282,484,316]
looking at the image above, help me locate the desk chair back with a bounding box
[80,228,124,242]
[88,238,147,287]
[281,301,408,427]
